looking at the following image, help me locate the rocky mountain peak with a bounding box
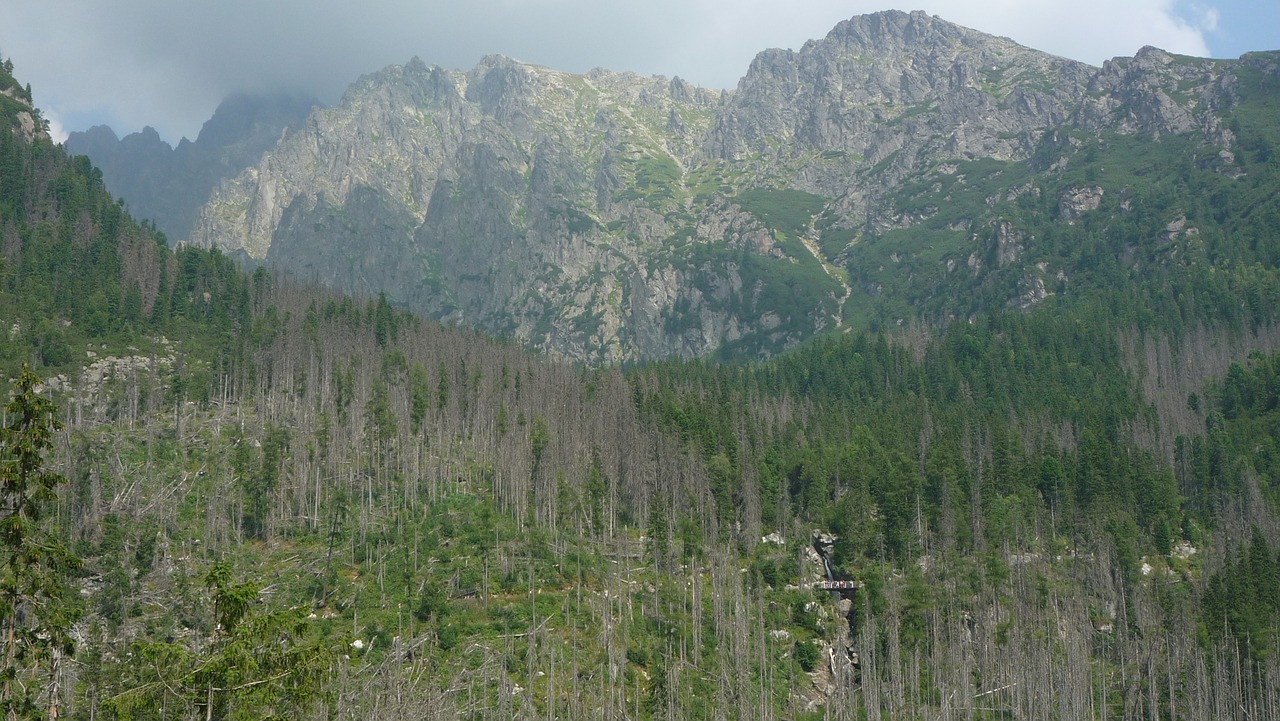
[1242,50,1280,75]
[122,125,169,150]
[192,92,317,148]
[667,76,694,103]
[822,9,975,55]
[340,58,459,110]
[705,10,1094,199]
[70,123,120,147]
[1080,43,1238,137]
[465,55,545,124]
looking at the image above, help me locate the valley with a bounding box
[1,10,1280,720]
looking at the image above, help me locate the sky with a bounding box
[1,0,1276,145]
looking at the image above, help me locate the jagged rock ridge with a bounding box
[184,10,1254,362]
[65,92,318,242]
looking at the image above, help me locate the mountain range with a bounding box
[65,92,317,243]
[68,10,1278,363]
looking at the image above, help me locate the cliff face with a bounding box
[184,10,1254,362]
[65,93,317,242]
[1,66,47,142]
[191,57,771,362]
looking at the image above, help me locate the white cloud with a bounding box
[0,0,1214,143]
[918,0,1211,61]
[44,112,68,145]
[1198,6,1221,33]
[704,0,1212,64]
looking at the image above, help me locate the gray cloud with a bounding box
[0,0,1218,143]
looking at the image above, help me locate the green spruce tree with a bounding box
[0,364,80,721]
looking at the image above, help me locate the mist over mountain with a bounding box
[64,91,318,241]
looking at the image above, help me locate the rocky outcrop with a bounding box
[1058,186,1104,224]
[1161,214,1200,244]
[1,78,45,142]
[993,219,1026,266]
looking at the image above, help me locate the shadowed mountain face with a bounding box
[85,10,1275,363]
[65,92,318,242]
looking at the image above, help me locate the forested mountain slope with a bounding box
[5,30,1280,721]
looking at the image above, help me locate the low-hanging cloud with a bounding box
[0,0,1217,144]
